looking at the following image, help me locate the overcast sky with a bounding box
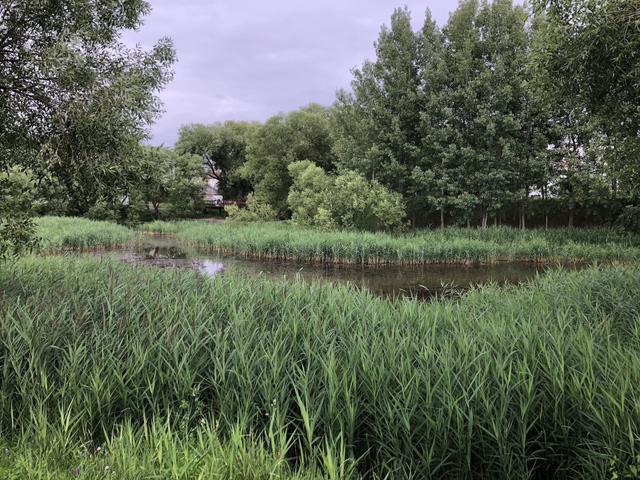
[123,1,459,146]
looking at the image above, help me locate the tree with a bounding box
[543,106,614,227]
[241,104,335,217]
[333,2,546,228]
[412,10,456,228]
[175,121,255,199]
[0,0,174,251]
[532,0,640,196]
[129,147,204,220]
[440,0,533,228]
[332,7,423,218]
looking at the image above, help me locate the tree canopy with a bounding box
[175,121,255,199]
[240,104,336,217]
[4,0,639,234]
[0,0,175,245]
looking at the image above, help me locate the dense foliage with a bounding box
[142,0,637,231]
[0,0,175,251]
[2,258,640,478]
[175,121,255,199]
[532,0,640,194]
[287,161,406,231]
[225,194,277,224]
[129,147,205,221]
[239,104,336,217]
[330,0,638,229]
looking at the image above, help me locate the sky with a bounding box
[123,1,459,146]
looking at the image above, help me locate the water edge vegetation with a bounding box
[139,220,640,265]
[1,256,640,478]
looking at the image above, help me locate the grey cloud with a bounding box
[124,0,459,146]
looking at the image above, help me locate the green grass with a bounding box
[1,256,640,478]
[140,220,640,264]
[32,216,640,264]
[35,216,136,251]
[0,421,325,479]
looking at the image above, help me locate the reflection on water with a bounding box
[94,235,581,300]
[200,260,226,276]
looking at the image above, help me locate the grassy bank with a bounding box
[0,421,322,479]
[33,216,640,264]
[141,220,640,264]
[35,216,135,251]
[1,257,640,478]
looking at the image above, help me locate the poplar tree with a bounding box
[332,7,423,219]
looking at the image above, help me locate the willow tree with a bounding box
[175,121,255,199]
[532,0,640,197]
[0,0,175,251]
[241,104,335,217]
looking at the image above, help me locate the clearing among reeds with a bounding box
[1,256,639,478]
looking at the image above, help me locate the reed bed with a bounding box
[36,216,136,251]
[140,220,640,265]
[0,420,323,479]
[1,257,640,478]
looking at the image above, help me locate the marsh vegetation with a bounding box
[2,257,640,478]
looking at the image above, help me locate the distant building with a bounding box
[203,156,223,206]
[204,177,223,206]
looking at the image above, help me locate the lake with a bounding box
[94,234,582,299]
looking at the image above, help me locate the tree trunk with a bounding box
[568,204,575,228]
[466,219,470,229]
[153,202,160,219]
[545,214,549,231]
[440,207,445,229]
[519,203,526,230]
[481,209,488,229]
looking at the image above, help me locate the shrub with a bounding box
[85,198,123,222]
[287,160,335,227]
[617,205,640,233]
[287,161,406,231]
[226,194,277,223]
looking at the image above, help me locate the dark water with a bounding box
[95,235,581,300]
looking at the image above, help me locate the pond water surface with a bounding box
[95,235,582,300]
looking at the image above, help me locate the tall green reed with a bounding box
[139,221,640,265]
[36,216,135,251]
[1,257,639,478]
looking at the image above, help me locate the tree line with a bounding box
[167,0,640,230]
[1,0,639,242]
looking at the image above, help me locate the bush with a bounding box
[84,198,123,222]
[617,205,640,232]
[287,161,406,231]
[226,194,277,223]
